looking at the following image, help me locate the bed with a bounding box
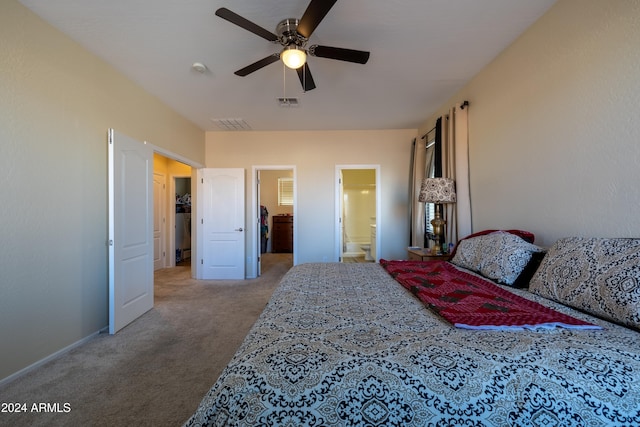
[185,234,640,426]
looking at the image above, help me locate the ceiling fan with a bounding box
[215,0,370,91]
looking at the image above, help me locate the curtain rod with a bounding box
[420,125,437,141]
[420,100,468,140]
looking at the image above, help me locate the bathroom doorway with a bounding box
[336,165,380,263]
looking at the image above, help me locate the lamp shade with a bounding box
[418,177,457,203]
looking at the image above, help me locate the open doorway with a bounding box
[336,165,380,263]
[254,167,296,277]
[153,153,193,271]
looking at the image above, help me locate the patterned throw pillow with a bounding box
[529,237,640,330]
[449,229,535,259]
[450,231,544,286]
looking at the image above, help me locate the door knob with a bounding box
[235,228,243,232]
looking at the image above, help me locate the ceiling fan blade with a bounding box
[296,64,316,91]
[215,8,278,42]
[296,0,338,39]
[234,54,280,76]
[309,45,370,64]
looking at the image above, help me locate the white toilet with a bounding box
[360,244,373,261]
[359,223,376,261]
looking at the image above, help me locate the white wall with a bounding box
[205,129,417,276]
[419,0,640,247]
[0,0,204,382]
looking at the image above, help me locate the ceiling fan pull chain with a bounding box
[283,62,286,98]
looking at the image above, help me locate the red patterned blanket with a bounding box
[380,259,600,330]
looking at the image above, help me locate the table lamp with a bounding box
[418,177,457,251]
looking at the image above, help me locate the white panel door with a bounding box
[201,168,245,279]
[153,172,165,270]
[256,170,262,277]
[108,129,154,334]
[338,169,345,262]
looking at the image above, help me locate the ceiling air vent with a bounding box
[210,118,251,131]
[278,97,299,108]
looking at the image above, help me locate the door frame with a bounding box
[335,165,381,262]
[152,147,202,278]
[251,165,297,278]
[153,171,167,270]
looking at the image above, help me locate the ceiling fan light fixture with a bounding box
[280,46,307,69]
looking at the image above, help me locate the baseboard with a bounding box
[0,327,108,387]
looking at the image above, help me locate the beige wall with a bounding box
[205,129,417,275]
[419,0,640,247]
[0,0,204,382]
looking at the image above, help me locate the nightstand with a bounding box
[407,248,451,261]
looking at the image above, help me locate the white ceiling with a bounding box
[19,0,556,132]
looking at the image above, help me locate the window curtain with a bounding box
[423,141,436,242]
[441,103,472,245]
[411,105,471,248]
[410,129,437,248]
[409,138,426,247]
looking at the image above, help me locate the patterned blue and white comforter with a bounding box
[185,263,640,426]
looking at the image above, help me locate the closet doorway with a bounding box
[253,166,296,277]
[153,153,193,270]
[174,177,192,266]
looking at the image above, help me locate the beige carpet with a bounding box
[0,253,292,427]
